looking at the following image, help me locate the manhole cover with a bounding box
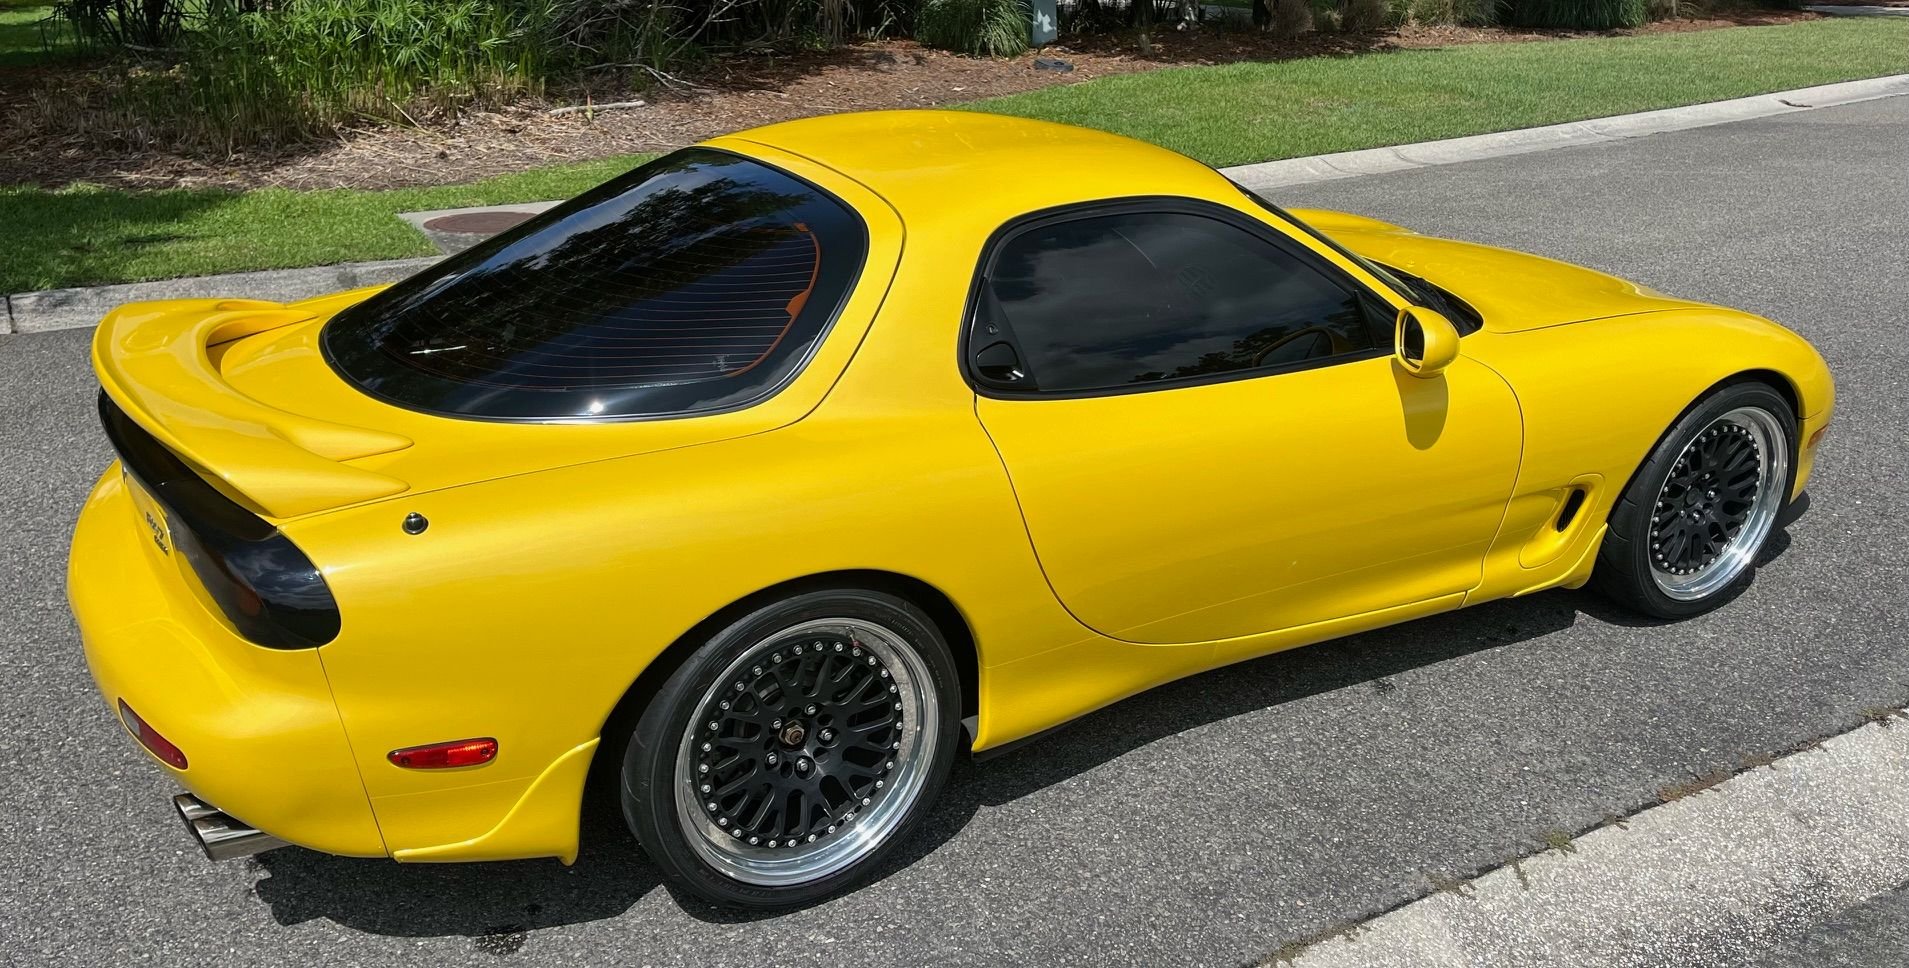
[422,211,538,234]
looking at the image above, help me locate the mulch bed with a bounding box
[0,10,1817,192]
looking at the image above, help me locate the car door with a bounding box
[966,200,1522,645]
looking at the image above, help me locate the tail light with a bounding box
[99,394,340,649]
[119,700,188,769]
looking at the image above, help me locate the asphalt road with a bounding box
[3,96,1907,968]
[1752,883,1909,968]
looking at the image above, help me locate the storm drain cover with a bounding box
[422,211,538,234]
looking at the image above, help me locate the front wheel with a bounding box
[621,588,960,908]
[1595,381,1795,619]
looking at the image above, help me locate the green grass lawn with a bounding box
[0,2,81,68]
[971,17,1909,167]
[4,16,1905,294]
[2,156,652,294]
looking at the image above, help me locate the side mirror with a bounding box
[1394,305,1460,378]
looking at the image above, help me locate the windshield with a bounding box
[323,149,867,421]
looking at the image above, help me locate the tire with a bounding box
[1594,381,1796,619]
[620,587,961,908]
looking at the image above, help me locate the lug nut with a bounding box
[806,704,818,715]
[819,728,834,742]
[797,758,811,773]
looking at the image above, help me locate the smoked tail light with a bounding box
[388,738,498,770]
[118,699,188,769]
[98,393,341,650]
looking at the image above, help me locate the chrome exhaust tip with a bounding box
[173,793,288,861]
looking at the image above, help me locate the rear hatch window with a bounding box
[323,149,867,421]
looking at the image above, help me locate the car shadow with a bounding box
[251,513,1807,939]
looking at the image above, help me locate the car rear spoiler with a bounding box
[91,298,413,519]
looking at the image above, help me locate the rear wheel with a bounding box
[620,588,959,908]
[1595,382,1794,619]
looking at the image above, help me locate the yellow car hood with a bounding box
[1291,209,1710,332]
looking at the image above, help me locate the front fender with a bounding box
[1465,307,1832,601]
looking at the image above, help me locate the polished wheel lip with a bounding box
[1649,406,1788,601]
[674,617,938,887]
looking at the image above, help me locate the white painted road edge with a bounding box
[1272,710,1909,968]
[5,72,1908,336]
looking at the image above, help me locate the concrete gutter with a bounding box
[5,73,1907,336]
[1272,709,1909,967]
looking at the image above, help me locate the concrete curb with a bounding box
[5,72,1906,336]
[1276,711,1909,968]
[4,256,441,336]
[1226,73,1909,192]
[1806,4,1909,15]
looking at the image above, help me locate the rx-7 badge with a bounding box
[144,511,169,555]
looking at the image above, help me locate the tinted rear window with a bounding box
[323,149,867,421]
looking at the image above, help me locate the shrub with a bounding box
[1340,0,1386,30]
[916,0,1029,55]
[175,0,553,147]
[1386,0,1498,25]
[1506,0,1647,27]
[53,0,189,50]
[1269,0,1313,38]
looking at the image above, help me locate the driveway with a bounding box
[2,95,1905,968]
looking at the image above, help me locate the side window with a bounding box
[978,210,1381,393]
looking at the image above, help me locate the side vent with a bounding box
[1555,487,1588,532]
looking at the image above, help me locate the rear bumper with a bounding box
[68,468,385,857]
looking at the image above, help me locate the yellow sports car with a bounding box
[69,110,1832,908]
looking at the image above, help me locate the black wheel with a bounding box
[620,588,961,908]
[1595,381,1795,619]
